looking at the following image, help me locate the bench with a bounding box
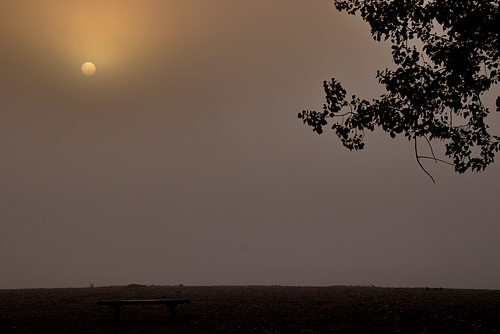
[98,299,190,321]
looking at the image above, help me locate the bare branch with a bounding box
[417,156,455,166]
[415,137,436,183]
[422,135,438,163]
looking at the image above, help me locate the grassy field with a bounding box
[1,285,499,333]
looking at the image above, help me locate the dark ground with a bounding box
[1,285,499,333]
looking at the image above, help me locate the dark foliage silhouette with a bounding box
[299,0,500,181]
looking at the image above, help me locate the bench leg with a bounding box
[112,305,121,322]
[168,304,176,320]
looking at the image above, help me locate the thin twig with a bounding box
[417,156,455,166]
[415,137,436,183]
[422,135,438,163]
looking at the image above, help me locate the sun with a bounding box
[81,62,96,76]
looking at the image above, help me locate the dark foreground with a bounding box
[1,285,499,333]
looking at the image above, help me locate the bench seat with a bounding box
[98,299,190,321]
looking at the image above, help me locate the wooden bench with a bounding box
[98,299,190,321]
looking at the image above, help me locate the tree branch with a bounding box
[415,137,436,183]
[423,135,437,163]
[416,156,455,166]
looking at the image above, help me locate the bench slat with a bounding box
[98,299,190,321]
[98,299,190,305]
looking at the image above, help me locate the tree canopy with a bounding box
[299,0,500,180]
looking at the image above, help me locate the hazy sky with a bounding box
[1,0,499,290]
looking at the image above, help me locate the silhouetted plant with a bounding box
[299,0,500,181]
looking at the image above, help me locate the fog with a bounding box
[1,0,499,289]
